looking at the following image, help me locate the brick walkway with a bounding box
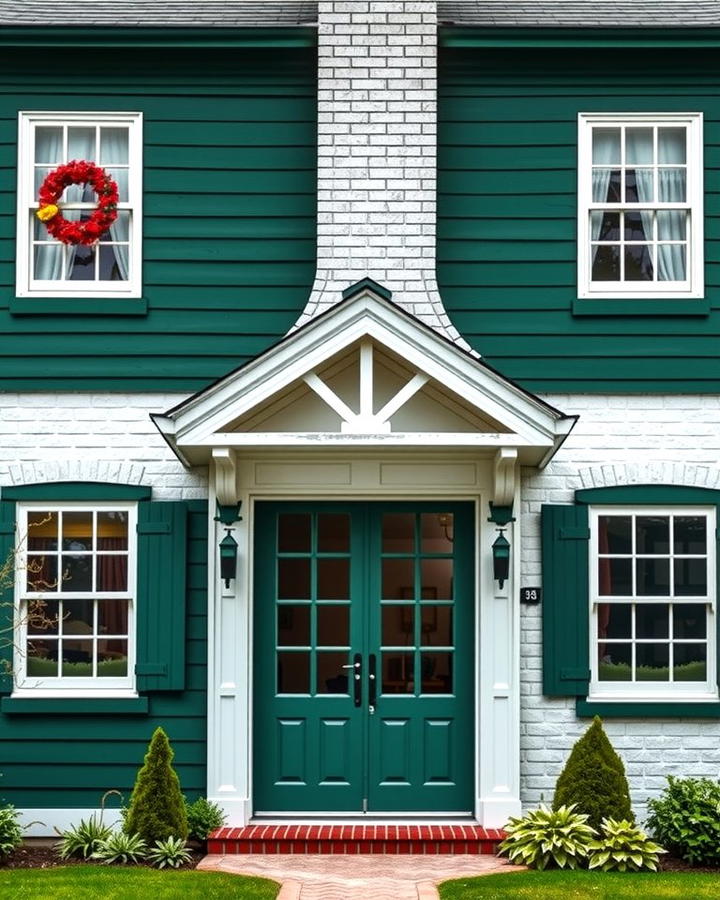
[197,853,525,899]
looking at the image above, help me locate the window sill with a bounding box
[573,297,710,316]
[10,297,148,316]
[1,696,149,714]
[577,697,720,718]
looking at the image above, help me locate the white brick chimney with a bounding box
[296,0,467,346]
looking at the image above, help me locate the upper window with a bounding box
[589,506,715,700]
[15,503,136,694]
[16,112,142,299]
[578,113,703,300]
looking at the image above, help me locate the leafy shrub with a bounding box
[55,814,113,859]
[125,728,188,843]
[498,804,595,870]
[0,805,23,859]
[147,835,193,869]
[647,776,720,866]
[553,716,633,830]
[185,796,226,841]
[588,818,666,872]
[92,830,147,865]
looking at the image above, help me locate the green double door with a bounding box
[253,502,475,814]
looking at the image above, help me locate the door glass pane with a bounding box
[421,558,452,600]
[382,514,414,553]
[317,558,349,600]
[278,514,311,552]
[382,605,413,645]
[278,558,311,599]
[382,604,415,647]
[277,605,310,646]
[382,652,413,694]
[422,606,452,646]
[421,652,452,693]
[277,651,309,693]
[317,605,349,646]
[421,514,453,553]
[318,651,350,694]
[382,558,414,599]
[318,514,349,552]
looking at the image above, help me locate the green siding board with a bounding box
[0,503,208,808]
[0,46,316,390]
[438,46,720,390]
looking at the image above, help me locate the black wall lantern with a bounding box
[219,529,238,588]
[215,501,242,589]
[492,529,511,589]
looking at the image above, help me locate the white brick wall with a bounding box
[0,393,206,500]
[297,0,468,346]
[522,394,720,821]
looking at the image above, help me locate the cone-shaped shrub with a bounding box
[552,716,633,831]
[125,728,188,843]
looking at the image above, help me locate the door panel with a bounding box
[253,502,474,814]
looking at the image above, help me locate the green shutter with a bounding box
[135,501,187,691]
[0,500,15,693]
[541,503,591,697]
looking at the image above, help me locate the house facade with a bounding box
[0,0,719,835]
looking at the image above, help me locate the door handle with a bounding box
[348,652,361,707]
[368,653,377,710]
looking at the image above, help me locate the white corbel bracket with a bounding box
[493,447,517,507]
[212,447,238,506]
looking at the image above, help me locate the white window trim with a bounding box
[577,112,704,301]
[16,111,143,299]
[588,505,717,702]
[12,501,137,695]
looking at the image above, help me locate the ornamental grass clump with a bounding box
[588,818,666,872]
[55,814,112,859]
[553,716,633,831]
[647,776,720,866]
[498,804,596,870]
[124,728,188,844]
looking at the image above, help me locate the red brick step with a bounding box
[208,824,505,855]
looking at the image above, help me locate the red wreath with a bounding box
[36,160,119,246]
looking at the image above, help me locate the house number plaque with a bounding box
[520,587,542,604]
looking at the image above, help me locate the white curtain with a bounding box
[590,132,615,260]
[657,129,686,281]
[34,129,64,280]
[63,129,95,279]
[103,129,129,281]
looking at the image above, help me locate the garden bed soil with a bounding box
[0,840,204,869]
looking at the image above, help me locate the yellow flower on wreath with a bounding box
[36,204,59,222]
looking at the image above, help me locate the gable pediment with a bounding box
[152,282,575,466]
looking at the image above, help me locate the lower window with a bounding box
[15,503,136,692]
[590,506,715,699]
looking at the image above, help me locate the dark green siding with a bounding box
[438,47,720,392]
[0,46,316,391]
[0,501,207,809]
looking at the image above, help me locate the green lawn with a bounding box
[0,866,279,899]
[439,869,720,900]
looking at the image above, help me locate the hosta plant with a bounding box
[91,830,147,865]
[55,814,113,859]
[147,835,193,869]
[0,805,23,859]
[498,804,596,870]
[588,818,666,872]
